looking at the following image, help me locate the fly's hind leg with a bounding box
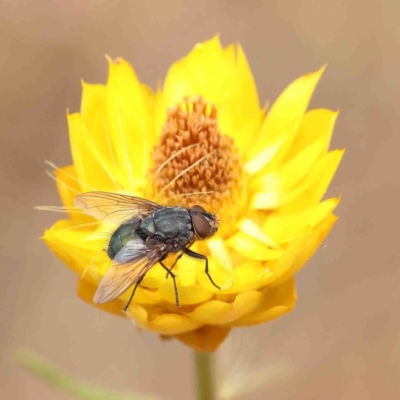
[159,260,181,308]
[182,248,221,290]
[165,253,183,279]
[123,275,144,313]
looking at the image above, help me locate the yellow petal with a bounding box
[278,149,344,214]
[195,256,234,292]
[219,44,264,153]
[106,57,155,186]
[81,259,165,307]
[187,290,262,324]
[81,82,107,126]
[207,238,234,270]
[158,36,263,154]
[125,287,162,306]
[239,218,281,249]
[230,278,296,327]
[244,136,286,176]
[161,36,225,109]
[246,66,326,174]
[270,213,338,286]
[252,149,344,211]
[54,165,79,207]
[128,304,202,335]
[169,253,198,287]
[263,197,340,244]
[251,137,325,195]
[77,277,126,317]
[226,231,283,261]
[42,219,101,275]
[231,261,274,291]
[79,82,123,189]
[196,259,274,294]
[284,108,339,162]
[158,282,213,306]
[52,165,91,223]
[67,112,120,192]
[175,325,231,352]
[157,36,225,136]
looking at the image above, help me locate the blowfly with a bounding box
[74,192,220,311]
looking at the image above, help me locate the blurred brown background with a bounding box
[1,1,399,399]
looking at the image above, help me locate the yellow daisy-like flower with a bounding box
[43,36,343,352]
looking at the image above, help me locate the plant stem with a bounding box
[195,351,214,400]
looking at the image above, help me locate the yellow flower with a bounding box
[43,36,343,352]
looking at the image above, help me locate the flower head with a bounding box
[43,36,343,352]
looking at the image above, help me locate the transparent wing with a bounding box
[93,240,166,304]
[112,238,146,264]
[74,191,163,224]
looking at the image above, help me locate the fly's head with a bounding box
[190,205,219,240]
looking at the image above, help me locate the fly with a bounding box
[74,192,220,311]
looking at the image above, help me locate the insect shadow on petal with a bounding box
[74,192,220,311]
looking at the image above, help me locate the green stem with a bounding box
[17,350,157,400]
[195,351,214,400]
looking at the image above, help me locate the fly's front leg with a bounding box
[182,248,221,290]
[159,260,180,308]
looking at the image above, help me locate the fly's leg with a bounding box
[183,248,221,290]
[123,275,144,313]
[159,260,181,308]
[165,253,183,279]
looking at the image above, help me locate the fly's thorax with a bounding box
[141,207,194,244]
[107,218,142,259]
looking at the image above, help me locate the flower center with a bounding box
[149,96,242,213]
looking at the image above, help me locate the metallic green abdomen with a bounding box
[107,219,141,260]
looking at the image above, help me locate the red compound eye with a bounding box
[190,205,206,214]
[192,214,211,239]
[190,205,211,239]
